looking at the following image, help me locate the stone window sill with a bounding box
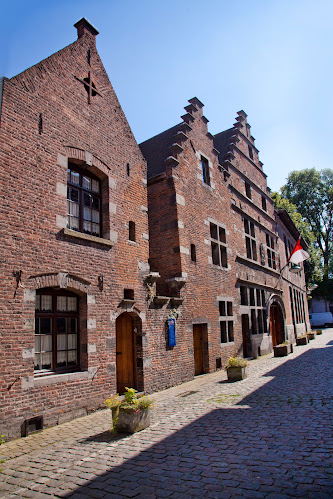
[34,370,91,386]
[63,228,114,247]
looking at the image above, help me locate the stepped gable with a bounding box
[140,97,205,179]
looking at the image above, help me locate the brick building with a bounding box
[141,99,309,371]
[0,19,309,440]
[0,19,154,440]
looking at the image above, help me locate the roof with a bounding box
[277,209,308,248]
[140,124,180,179]
[213,128,234,164]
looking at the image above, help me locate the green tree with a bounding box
[271,192,322,285]
[279,168,333,279]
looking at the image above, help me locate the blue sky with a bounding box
[2,0,332,192]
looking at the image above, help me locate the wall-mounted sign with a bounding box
[167,318,176,347]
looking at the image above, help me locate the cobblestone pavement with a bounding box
[1,331,333,498]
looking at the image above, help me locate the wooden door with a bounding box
[116,313,136,393]
[270,305,283,346]
[193,324,204,375]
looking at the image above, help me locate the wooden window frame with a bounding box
[240,286,267,336]
[266,233,277,270]
[201,156,211,186]
[244,218,257,261]
[219,300,234,343]
[210,222,228,268]
[67,165,102,237]
[35,289,80,375]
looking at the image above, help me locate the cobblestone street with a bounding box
[0,331,332,498]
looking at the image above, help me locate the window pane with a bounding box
[82,176,91,190]
[42,352,52,370]
[40,318,51,334]
[41,335,52,352]
[70,202,79,217]
[240,286,248,305]
[250,223,255,238]
[256,289,261,306]
[251,310,257,334]
[92,223,100,236]
[91,196,99,210]
[57,334,67,351]
[83,207,92,221]
[210,223,218,240]
[68,334,77,350]
[56,318,67,334]
[211,242,220,265]
[67,298,77,312]
[83,221,91,233]
[41,295,52,311]
[227,302,233,316]
[70,217,79,230]
[70,171,80,185]
[261,290,265,305]
[70,188,79,203]
[220,246,228,268]
[246,238,251,258]
[92,209,100,223]
[228,322,234,341]
[219,227,226,243]
[57,296,67,311]
[250,288,255,306]
[252,240,257,261]
[219,301,226,316]
[68,350,77,365]
[220,322,227,343]
[57,351,67,368]
[70,317,77,333]
[244,220,249,234]
[84,193,91,207]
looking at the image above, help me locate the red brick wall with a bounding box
[0,22,150,439]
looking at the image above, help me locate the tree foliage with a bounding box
[279,168,333,279]
[271,192,322,285]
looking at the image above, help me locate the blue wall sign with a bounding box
[167,318,176,347]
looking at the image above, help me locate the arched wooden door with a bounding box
[270,304,283,346]
[116,313,136,394]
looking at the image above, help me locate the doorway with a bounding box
[116,313,136,393]
[270,304,284,346]
[241,314,252,358]
[193,324,208,375]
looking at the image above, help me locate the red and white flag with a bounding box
[288,237,310,264]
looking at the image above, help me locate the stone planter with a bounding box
[112,407,150,433]
[307,332,316,340]
[316,329,323,335]
[296,336,308,346]
[227,366,248,382]
[273,343,293,357]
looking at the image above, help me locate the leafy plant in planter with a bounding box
[273,340,293,357]
[225,357,248,381]
[105,388,154,434]
[316,329,323,335]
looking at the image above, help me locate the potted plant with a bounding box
[296,334,308,346]
[316,329,323,335]
[105,388,154,434]
[225,357,248,381]
[273,340,293,357]
[307,331,316,340]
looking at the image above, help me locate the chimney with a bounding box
[74,18,99,40]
